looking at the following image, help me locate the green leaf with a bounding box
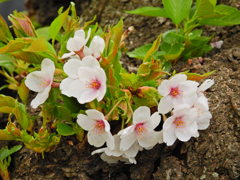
[0,95,32,130]
[127,44,152,59]
[56,123,75,136]
[193,0,219,19]
[0,15,13,43]
[49,7,70,40]
[163,0,192,25]
[17,81,29,104]
[160,30,185,60]
[126,6,168,17]
[143,35,161,62]
[0,145,22,161]
[183,71,215,81]
[36,27,50,41]
[0,54,15,73]
[183,30,212,59]
[199,5,240,26]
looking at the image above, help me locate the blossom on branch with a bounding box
[25,58,55,108]
[162,105,199,146]
[77,109,114,149]
[158,74,199,114]
[118,106,161,151]
[60,56,107,104]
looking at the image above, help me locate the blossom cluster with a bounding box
[25,29,106,107]
[24,29,214,164]
[78,74,214,164]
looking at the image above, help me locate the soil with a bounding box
[1,0,240,179]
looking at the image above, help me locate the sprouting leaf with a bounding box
[17,81,29,104]
[0,54,15,73]
[127,44,152,59]
[0,145,22,161]
[56,123,75,136]
[0,15,13,43]
[49,7,70,40]
[162,0,192,25]
[193,0,219,19]
[143,35,161,62]
[8,11,37,37]
[0,95,32,130]
[184,71,215,81]
[199,5,240,26]
[126,7,168,17]
[36,27,50,40]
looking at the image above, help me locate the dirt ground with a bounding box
[1,0,240,179]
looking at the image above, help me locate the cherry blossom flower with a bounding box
[193,96,212,130]
[158,74,199,114]
[118,106,161,151]
[83,35,105,59]
[77,109,114,149]
[92,135,141,164]
[62,29,91,59]
[162,105,199,146]
[60,56,107,104]
[25,58,55,108]
[62,29,105,60]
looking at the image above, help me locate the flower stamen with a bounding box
[170,87,180,97]
[135,122,146,136]
[89,79,101,90]
[173,116,185,128]
[95,120,105,133]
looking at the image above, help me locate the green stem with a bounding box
[105,98,123,119]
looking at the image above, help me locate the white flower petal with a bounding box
[169,74,187,85]
[124,142,140,158]
[158,80,170,96]
[74,29,85,38]
[60,78,83,98]
[198,79,214,93]
[85,109,105,120]
[175,126,195,142]
[133,106,151,124]
[77,114,95,131]
[91,148,106,155]
[67,37,85,52]
[147,112,161,130]
[41,58,55,76]
[96,82,106,102]
[63,58,82,78]
[77,89,98,104]
[31,86,51,108]
[180,80,199,95]
[197,111,211,130]
[81,55,100,68]
[89,36,105,57]
[61,52,76,59]
[163,117,177,146]
[100,153,120,164]
[25,71,51,92]
[120,126,136,151]
[137,130,158,148]
[87,130,106,147]
[158,95,173,114]
[106,132,115,150]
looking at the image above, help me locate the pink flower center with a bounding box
[74,47,85,59]
[95,120,105,133]
[170,87,180,97]
[89,79,101,90]
[173,116,185,128]
[41,79,51,87]
[135,122,146,136]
